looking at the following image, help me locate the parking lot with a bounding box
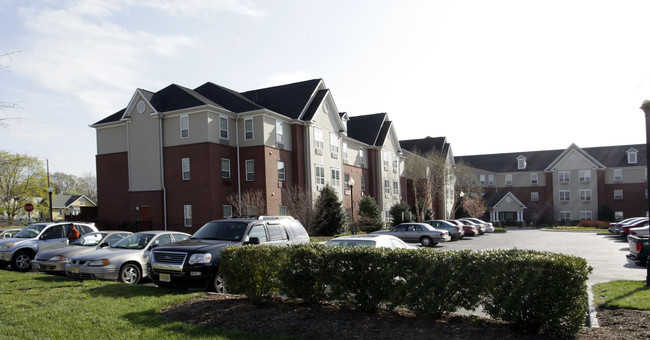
[426,227,646,284]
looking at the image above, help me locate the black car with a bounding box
[148,216,310,292]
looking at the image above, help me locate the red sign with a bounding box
[24,203,34,212]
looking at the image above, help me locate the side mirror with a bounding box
[149,244,159,250]
[99,242,110,248]
[246,237,261,245]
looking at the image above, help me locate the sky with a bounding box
[2,0,650,177]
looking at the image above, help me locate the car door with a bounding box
[401,224,418,242]
[37,224,70,252]
[392,225,407,240]
[266,223,290,246]
[247,224,268,244]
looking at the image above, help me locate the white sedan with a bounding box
[325,234,413,249]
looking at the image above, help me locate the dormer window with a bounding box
[517,156,526,169]
[627,148,638,164]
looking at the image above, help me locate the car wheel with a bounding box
[11,250,33,272]
[420,236,433,247]
[119,263,141,284]
[210,271,227,293]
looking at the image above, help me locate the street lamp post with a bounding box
[48,187,53,222]
[639,100,650,286]
[349,177,355,234]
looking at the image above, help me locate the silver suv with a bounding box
[0,222,98,271]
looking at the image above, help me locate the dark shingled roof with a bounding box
[241,79,322,119]
[302,89,329,121]
[194,82,263,113]
[456,144,647,172]
[347,113,387,146]
[149,84,217,112]
[483,192,509,208]
[400,136,448,156]
[93,108,126,125]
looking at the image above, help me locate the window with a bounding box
[480,174,486,185]
[530,173,538,184]
[279,205,287,216]
[180,115,189,139]
[488,174,495,185]
[382,151,389,169]
[277,161,285,181]
[579,170,591,182]
[219,116,228,139]
[344,173,350,189]
[342,142,348,161]
[358,147,365,166]
[315,165,325,185]
[331,168,340,187]
[615,211,624,221]
[384,179,391,194]
[245,160,255,181]
[248,225,267,243]
[361,176,366,192]
[276,120,283,145]
[392,153,398,172]
[505,174,512,185]
[183,205,192,227]
[613,169,622,182]
[614,189,623,200]
[580,211,592,220]
[314,128,323,150]
[221,158,230,178]
[579,189,591,201]
[628,150,638,164]
[559,171,570,183]
[559,190,571,202]
[223,205,232,218]
[560,211,571,221]
[393,180,399,195]
[244,118,253,140]
[330,133,339,154]
[182,158,190,180]
[531,192,539,201]
[517,157,526,169]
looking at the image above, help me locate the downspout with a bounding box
[236,118,242,211]
[158,113,168,230]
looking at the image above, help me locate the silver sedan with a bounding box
[65,230,190,284]
[32,231,132,274]
[372,223,451,247]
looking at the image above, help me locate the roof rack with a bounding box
[230,215,295,220]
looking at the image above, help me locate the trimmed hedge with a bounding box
[220,245,592,337]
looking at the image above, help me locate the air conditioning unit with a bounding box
[278,181,283,188]
[316,184,324,191]
[331,153,338,159]
[276,143,284,149]
[315,148,323,155]
[345,189,351,195]
[393,168,397,173]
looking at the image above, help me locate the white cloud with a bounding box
[139,0,266,17]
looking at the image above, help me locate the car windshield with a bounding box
[13,224,47,238]
[192,221,248,241]
[71,232,106,246]
[112,233,154,249]
[325,240,376,247]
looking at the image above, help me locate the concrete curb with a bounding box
[586,284,599,328]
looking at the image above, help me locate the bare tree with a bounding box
[50,172,79,194]
[451,161,482,217]
[425,151,448,218]
[281,184,313,232]
[463,196,487,218]
[226,189,266,216]
[77,172,97,203]
[404,151,432,222]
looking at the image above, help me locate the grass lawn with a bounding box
[0,270,293,339]
[592,280,650,310]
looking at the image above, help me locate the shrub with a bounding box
[493,227,507,233]
[277,244,331,304]
[312,185,345,236]
[577,220,609,229]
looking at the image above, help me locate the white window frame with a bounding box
[560,211,571,221]
[488,174,495,185]
[559,190,571,202]
[615,211,624,221]
[361,176,366,192]
[505,174,512,185]
[358,147,365,166]
[219,115,228,139]
[244,118,253,140]
[331,167,340,187]
[382,150,389,169]
[480,174,486,185]
[559,171,570,183]
[392,153,398,172]
[580,211,592,220]
[531,192,539,201]
[342,142,348,161]
[221,158,230,178]
[628,151,638,164]
[613,169,622,182]
[223,205,232,218]
[245,159,255,181]
[183,205,192,227]
[329,133,339,154]
[276,119,283,145]
[579,189,591,201]
[279,205,287,216]
[315,164,325,185]
[518,157,526,169]
[314,128,324,150]
[393,180,399,196]
[278,161,285,181]
[614,189,623,200]
[579,170,591,182]
[530,173,538,184]
[384,179,391,194]
[180,115,189,139]
[182,158,190,180]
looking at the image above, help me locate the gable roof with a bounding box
[52,195,96,209]
[544,143,606,172]
[302,89,329,121]
[483,191,525,209]
[400,136,450,157]
[241,79,323,120]
[346,113,388,146]
[193,82,263,113]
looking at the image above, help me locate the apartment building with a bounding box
[91,79,405,232]
[456,143,648,224]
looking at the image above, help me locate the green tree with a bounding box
[356,196,383,233]
[0,151,47,221]
[389,202,413,227]
[312,185,345,236]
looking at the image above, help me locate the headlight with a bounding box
[88,259,109,266]
[48,256,70,262]
[188,253,212,265]
[0,242,15,249]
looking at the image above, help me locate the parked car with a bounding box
[372,222,451,247]
[0,228,22,239]
[325,234,412,249]
[148,216,310,292]
[447,219,478,237]
[629,221,650,238]
[619,218,648,238]
[460,218,495,233]
[609,217,645,234]
[423,220,464,240]
[626,234,650,266]
[0,222,98,271]
[32,231,132,274]
[458,219,485,235]
[66,230,190,284]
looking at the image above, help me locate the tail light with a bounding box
[637,243,643,252]
[632,231,637,236]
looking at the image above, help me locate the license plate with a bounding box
[71,266,80,274]
[32,263,40,269]
[159,273,171,282]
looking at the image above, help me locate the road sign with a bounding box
[24,203,34,212]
